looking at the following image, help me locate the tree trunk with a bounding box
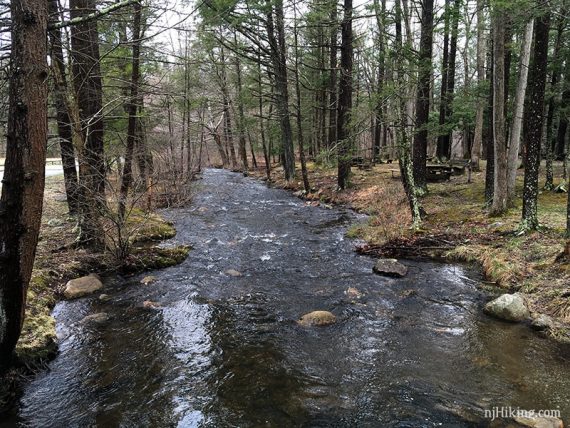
[118,0,142,224]
[266,0,295,181]
[48,0,79,215]
[337,0,353,189]
[544,14,564,190]
[412,0,434,192]
[470,0,486,170]
[328,0,338,149]
[395,0,423,228]
[70,0,105,249]
[506,19,533,206]
[233,32,249,173]
[490,7,508,216]
[436,0,451,160]
[293,2,310,192]
[521,9,550,231]
[0,0,48,366]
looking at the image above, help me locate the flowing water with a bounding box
[3,169,570,427]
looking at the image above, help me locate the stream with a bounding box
[3,168,570,427]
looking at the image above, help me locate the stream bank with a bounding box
[3,169,569,427]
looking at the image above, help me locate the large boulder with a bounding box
[63,274,103,299]
[484,293,530,322]
[297,311,336,327]
[373,258,408,278]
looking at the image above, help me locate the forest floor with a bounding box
[0,175,190,412]
[250,160,570,341]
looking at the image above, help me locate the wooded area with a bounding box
[0,0,569,369]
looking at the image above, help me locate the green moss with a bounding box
[15,271,57,364]
[123,245,191,273]
[127,209,177,243]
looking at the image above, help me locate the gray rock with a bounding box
[513,416,564,428]
[225,269,242,277]
[63,274,103,299]
[484,293,530,322]
[297,310,336,327]
[373,258,408,278]
[531,314,556,331]
[98,293,111,302]
[80,312,109,325]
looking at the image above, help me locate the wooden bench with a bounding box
[426,164,452,182]
[448,159,471,176]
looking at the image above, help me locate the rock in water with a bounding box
[298,311,336,327]
[63,274,103,299]
[372,259,408,278]
[225,269,242,277]
[512,416,564,428]
[484,293,530,322]
[531,314,555,331]
[141,275,156,285]
[345,287,363,299]
[80,312,109,325]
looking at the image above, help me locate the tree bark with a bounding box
[521,9,550,231]
[0,0,48,365]
[490,6,508,216]
[48,0,79,215]
[506,18,533,206]
[70,0,105,249]
[337,0,353,189]
[470,0,486,170]
[118,0,142,224]
[328,0,338,149]
[265,0,295,181]
[412,0,434,192]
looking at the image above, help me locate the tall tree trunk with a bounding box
[484,37,495,205]
[437,0,451,159]
[470,0,486,170]
[293,1,310,192]
[0,0,48,366]
[544,14,565,190]
[372,0,386,161]
[48,0,79,215]
[395,0,423,228]
[233,32,249,173]
[506,18,533,206]
[490,6,508,215]
[328,0,338,148]
[118,0,142,224]
[412,0,434,192]
[257,56,271,180]
[266,0,295,181]
[219,46,238,169]
[337,0,353,189]
[70,0,105,249]
[521,8,550,231]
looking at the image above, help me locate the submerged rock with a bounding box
[63,274,103,299]
[484,293,530,322]
[345,287,363,299]
[297,311,336,327]
[372,258,408,278]
[225,269,242,277]
[143,300,161,309]
[141,275,157,285]
[98,294,111,302]
[80,312,109,325]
